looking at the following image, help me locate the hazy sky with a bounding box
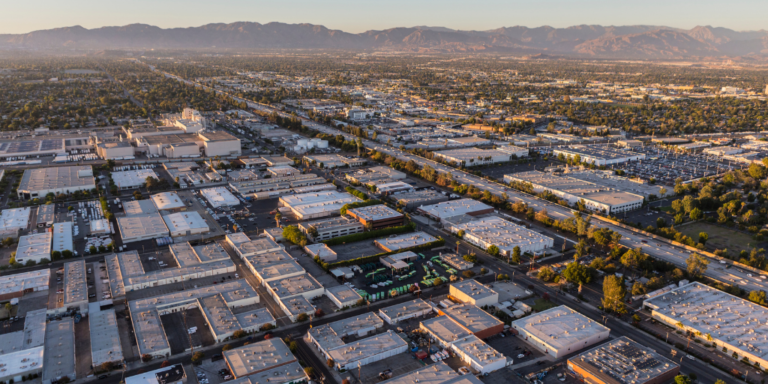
[2,0,766,34]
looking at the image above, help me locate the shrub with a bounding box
[222,344,233,351]
[297,313,309,322]
[141,354,152,362]
[233,329,246,338]
[345,186,368,200]
[463,253,478,263]
[462,270,476,278]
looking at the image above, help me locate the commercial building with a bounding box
[122,199,158,216]
[201,187,240,209]
[374,231,438,252]
[43,318,76,384]
[420,316,472,348]
[17,166,96,199]
[112,169,158,190]
[125,364,186,384]
[266,274,324,302]
[567,337,680,384]
[279,190,361,220]
[304,154,364,169]
[229,173,326,195]
[565,170,670,199]
[496,145,529,158]
[225,233,282,259]
[89,303,124,368]
[267,165,298,177]
[51,222,74,254]
[198,131,242,157]
[298,216,364,241]
[449,280,499,307]
[447,216,554,256]
[325,285,363,309]
[150,192,186,213]
[617,140,643,148]
[504,171,644,214]
[644,282,768,369]
[0,347,44,383]
[451,335,506,374]
[307,312,385,360]
[379,299,433,324]
[347,205,404,229]
[128,280,261,358]
[36,204,55,228]
[105,243,235,297]
[116,213,169,243]
[379,361,483,384]
[163,211,210,238]
[0,207,31,236]
[511,306,610,358]
[96,141,135,160]
[48,259,89,315]
[327,330,409,371]
[304,243,337,262]
[416,199,494,221]
[553,145,646,166]
[0,269,49,301]
[393,190,449,210]
[345,166,406,186]
[278,295,316,323]
[223,339,302,380]
[375,181,415,196]
[440,304,504,340]
[15,232,52,264]
[433,148,511,166]
[440,253,473,270]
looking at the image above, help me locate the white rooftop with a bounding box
[375,231,438,251]
[223,338,295,378]
[163,211,209,233]
[511,305,610,351]
[0,207,30,232]
[51,222,74,253]
[328,330,408,368]
[16,232,52,263]
[112,169,158,188]
[0,269,50,296]
[450,216,553,253]
[201,187,240,208]
[89,307,124,367]
[150,191,186,210]
[418,198,492,219]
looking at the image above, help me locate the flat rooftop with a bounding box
[418,198,493,219]
[434,148,510,161]
[326,285,363,305]
[555,144,643,160]
[89,307,124,367]
[227,362,306,384]
[43,318,75,383]
[223,338,295,378]
[569,336,679,384]
[308,311,384,352]
[421,316,472,344]
[302,216,363,232]
[644,282,768,362]
[0,207,31,231]
[450,280,498,303]
[36,204,54,224]
[231,237,283,258]
[117,213,169,240]
[511,305,610,351]
[140,133,199,145]
[279,295,315,318]
[488,281,531,302]
[201,187,240,208]
[452,335,505,368]
[379,298,432,322]
[0,269,50,295]
[199,131,239,142]
[348,204,403,222]
[0,346,44,380]
[51,222,74,253]
[394,189,448,203]
[16,232,52,262]
[566,170,667,198]
[280,190,357,207]
[123,200,159,216]
[234,307,275,330]
[163,211,209,234]
[254,260,305,282]
[150,192,185,210]
[328,330,407,368]
[18,166,95,193]
[379,361,467,384]
[441,304,503,334]
[112,169,158,188]
[375,231,438,252]
[450,216,553,252]
[506,171,643,206]
[63,259,87,306]
[266,274,323,299]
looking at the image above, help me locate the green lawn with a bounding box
[677,222,758,255]
[531,299,557,312]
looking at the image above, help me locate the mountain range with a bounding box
[2,22,768,59]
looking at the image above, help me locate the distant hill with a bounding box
[2,22,768,59]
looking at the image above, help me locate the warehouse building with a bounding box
[163,211,210,238]
[0,309,46,357]
[106,243,235,297]
[496,145,529,158]
[504,171,644,214]
[511,306,610,358]
[393,190,449,211]
[223,339,304,381]
[280,190,361,220]
[43,318,76,384]
[116,213,169,243]
[49,259,89,315]
[128,280,260,358]
[304,154,364,169]
[553,145,645,166]
[420,316,471,348]
[347,204,404,230]
[89,304,124,368]
[451,335,506,374]
[112,169,158,190]
[15,232,52,264]
[122,199,158,216]
[229,173,326,195]
[279,295,316,323]
[380,251,419,270]
[36,204,54,228]
[0,269,49,301]
[125,364,186,384]
[51,222,74,255]
[374,231,438,252]
[0,347,44,383]
[150,191,186,213]
[304,243,337,262]
[325,285,363,309]
[266,165,298,177]
[247,255,306,286]
[96,141,135,160]
[225,233,282,259]
[298,216,364,241]
[328,330,409,371]
[644,282,768,370]
[346,166,406,185]
[308,312,385,360]
[379,299,433,324]
[375,181,414,196]
[567,337,680,384]
[17,166,96,199]
[0,207,31,237]
[201,187,240,210]
[417,199,494,222]
[440,253,473,270]
[447,216,554,256]
[565,170,671,199]
[440,304,504,340]
[380,361,483,384]
[266,274,324,302]
[198,131,242,157]
[433,148,511,166]
[449,280,499,307]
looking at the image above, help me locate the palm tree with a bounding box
[456,241,460,254]
[275,212,282,228]
[676,321,685,330]
[705,333,713,342]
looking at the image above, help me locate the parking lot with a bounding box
[614,146,745,185]
[479,158,549,180]
[329,241,383,259]
[193,357,231,384]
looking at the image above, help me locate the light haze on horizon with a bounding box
[1,0,766,34]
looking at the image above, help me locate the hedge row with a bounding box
[345,186,369,200]
[322,222,416,246]
[319,237,446,270]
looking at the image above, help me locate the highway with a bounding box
[152,65,768,294]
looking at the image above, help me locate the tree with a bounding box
[686,253,709,279]
[674,375,692,384]
[689,208,703,221]
[222,344,233,351]
[537,266,556,282]
[191,351,205,364]
[4,302,12,312]
[511,246,521,263]
[602,275,627,314]
[457,230,465,238]
[297,313,309,322]
[562,262,592,293]
[656,217,667,228]
[748,163,767,179]
[463,253,477,263]
[631,282,646,296]
[327,358,335,368]
[749,290,767,305]
[61,250,73,259]
[233,329,246,338]
[574,239,590,259]
[51,250,61,260]
[304,367,315,378]
[160,361,171,368]
[141,354,152,363]
[89,245,97,254]
[487,245,500,257]
[698,232,708,245]
[274,212,282,227]
[282,226,307,247]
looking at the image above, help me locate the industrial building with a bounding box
[304,154,364,169]
[229,173,327,196]
[328,330,409,371]
[504,171,644,214]
[49,259,89,315]
[112,169,159,190]
[0,207,31,237]
[122,199,159,216]
[304,243,337,262]
[150,191,186,212]
[511,306,611,358]
[380,251,419,270]
[0,347,44,383]
[223,339,305,382]
[116,213,169,243]
[325,285,363,309]
[376,181,415,195]
[0,269,50,301]
[433,148,512,166]
[198,131,242,157]
[496,145,529,158]
[298,216,364,241]
[17,166,96,199]
[392,190,449,211]
[567,337,680,384]
[416,199,494,221]
[278,295,316,323]
[15,232,52,264]
[307,312,385,360]
[279,190,361,220]
[0,308,46,356]
[440,253,473,271]
[266,274,324,302]
[553,145,646,166]
[374,231,438,252]
[201,187,240,209]
[565,170,671,198]
[36,204,55,228]
[379,361,483,384]
[89,303,124,368]
[51,222,74,254]
[644,282,768,369]
[447,216,554,256]
[125,364,186,384]
[96,141,135,160]
[225,233,280,257]
[128,280,261,358]
[345,166,406,186]
[106,243,235,297]
[43,318,76,384]
[266,165,298,177]
[451,335,506,374]
[379,299,433,324]
[440,304,504,339]
[420,316,472,348]
[163,211,210,238]
[347,204,404,229]
[449,280,499,307]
